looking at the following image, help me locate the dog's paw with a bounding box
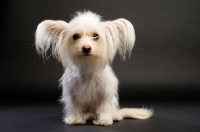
[64,116,86,125]
[93,118,113,126]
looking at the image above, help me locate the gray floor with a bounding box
[1,102,200,132]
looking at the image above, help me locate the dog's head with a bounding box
[35,11,135,72]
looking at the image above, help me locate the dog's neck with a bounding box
[78,67,103,76]
[66,62,107,76]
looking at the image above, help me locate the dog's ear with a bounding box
[35,20,68,64]
[104,19,135,61]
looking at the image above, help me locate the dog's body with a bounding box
[35,11,152,126]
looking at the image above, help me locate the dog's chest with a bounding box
[71,73,105,105]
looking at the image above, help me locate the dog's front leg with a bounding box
[63,101,86,125]
[93,101,113,126]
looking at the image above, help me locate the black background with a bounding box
[1,0,200,103]
[1,0,200,132]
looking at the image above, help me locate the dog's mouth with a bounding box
[83,53,91,56]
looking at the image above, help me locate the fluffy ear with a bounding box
[35,20,68,64]
[104,18,135,61]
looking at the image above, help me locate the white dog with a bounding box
[35,11,152,126]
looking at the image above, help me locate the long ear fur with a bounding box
[104,18,135,61]
[103,21,120,62]
[35,20,68,65]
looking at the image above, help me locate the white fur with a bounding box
[35,11,152,126]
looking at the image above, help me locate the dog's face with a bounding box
[66,14,108,72]
[35,11,135,72]
[68,32,107,72]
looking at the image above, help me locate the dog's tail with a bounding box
[117,108,153,119]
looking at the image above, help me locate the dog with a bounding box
[35,11,152,126]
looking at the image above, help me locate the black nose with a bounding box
[82,46,91,54]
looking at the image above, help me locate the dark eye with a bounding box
[73,33,80,40]
[93,33,99,40]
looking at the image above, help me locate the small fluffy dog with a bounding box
[35,11,152,126]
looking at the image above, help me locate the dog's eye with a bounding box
[93,33,99,40]
[73,34,80,40]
